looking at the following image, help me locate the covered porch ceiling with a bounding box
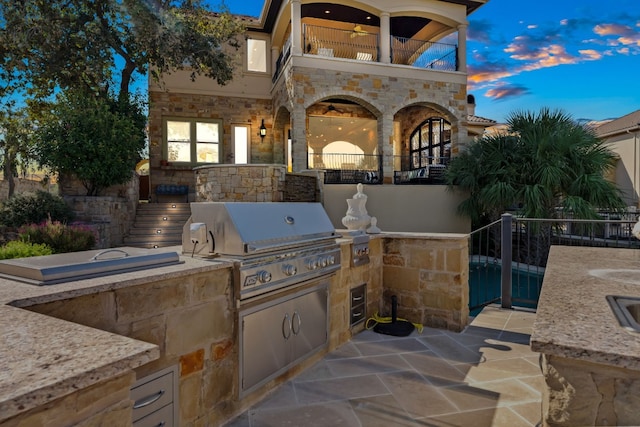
[251,1,487,36]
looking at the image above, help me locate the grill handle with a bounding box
[91,249,129,261]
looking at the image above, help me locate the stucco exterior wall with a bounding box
[323,184,470,233]
[605,133,639,207]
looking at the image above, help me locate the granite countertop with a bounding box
[531,245,640,370]
[0,249,232,422]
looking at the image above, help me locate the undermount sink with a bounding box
[607,295,640,332]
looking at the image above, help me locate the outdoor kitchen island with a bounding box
[531,246,640,427]
[0,230,469,426]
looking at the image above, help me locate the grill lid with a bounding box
[0,247,182,286]
[185,202,337,256]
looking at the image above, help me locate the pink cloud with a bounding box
[594,23,635,37]
[485,84,529,100]
[578,49,603,60]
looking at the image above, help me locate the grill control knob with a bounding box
[327,255,336,265]
[319,257,328,267]
[307,259,319,270]
[282,264,297,276]
[257,270,272,283]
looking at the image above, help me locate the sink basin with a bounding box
[607,295,640,332]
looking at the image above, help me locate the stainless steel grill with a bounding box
[182,202,341,300]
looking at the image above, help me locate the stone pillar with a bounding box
[378,113,395,184]
[380,12,391,64]
[290,107,307,172]
[457,24,467,73]
[291,0,303,56]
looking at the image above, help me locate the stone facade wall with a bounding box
[148,91,275,193]
[540,354,640,426]
[194,164,285,202]
[0,372,135,427]
[282,64,468,174]
[381,235,469,331]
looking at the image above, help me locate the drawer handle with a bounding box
[133,389,165,409]
[353,311,363,317]
[155,423,166,427]
[352,296,363,302]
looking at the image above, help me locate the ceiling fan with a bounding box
[351,25,368,38]
[324,104,345,114]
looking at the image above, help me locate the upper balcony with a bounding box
[269,2,469,84]
[273,25,459,83]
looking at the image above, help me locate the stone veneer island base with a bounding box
[532,246,640,427]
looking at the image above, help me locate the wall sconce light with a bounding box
[259,119,267,141]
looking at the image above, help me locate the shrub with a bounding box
[0,240,53,259]
[0,191,74,228]
[19,220,96,253]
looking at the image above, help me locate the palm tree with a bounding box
[447,108,625,265]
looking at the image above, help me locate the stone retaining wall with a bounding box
[0,178,53,201]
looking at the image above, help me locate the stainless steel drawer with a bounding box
[351,285,366,306]
[131,366,176,424]
[132,401,173,427]
[350,284,366,326]
[350,306,365,324]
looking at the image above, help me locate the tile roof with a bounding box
[467,114,497,125]
[595,109,640,137]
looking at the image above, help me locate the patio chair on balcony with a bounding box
[318,47,334,57]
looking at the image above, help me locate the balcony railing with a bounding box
[273,37,291,83]
[391,36,457,71]
[307,153,382,184]
[304,24,379,62]
[301,24,458,71]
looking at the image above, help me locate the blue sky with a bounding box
[215,0,640,123]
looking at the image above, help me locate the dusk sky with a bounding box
[218,0,640,123]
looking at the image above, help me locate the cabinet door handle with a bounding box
[292,310,302,335]
[282,313,292,339]
[133,389,165,409]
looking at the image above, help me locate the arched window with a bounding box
[409,117,451,169]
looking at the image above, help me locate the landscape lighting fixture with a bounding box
[259,119,267,140]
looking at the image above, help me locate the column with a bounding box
[457,24,467,73]
[291,0,303,56]
[378,113,395,183]
[271,45,280,73]
[380,12,390,64]
[290,107,307,172]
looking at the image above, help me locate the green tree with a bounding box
[0,108,37,198]
[35,91,146,196]
[446,108,625,224]
[0,0,245,101]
